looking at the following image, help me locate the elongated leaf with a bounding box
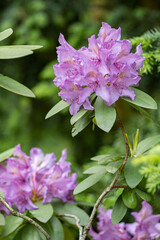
[45,100,69,119]
[122,190,137,209]
[135,189,151,201]
[0,147,14,162]
[0,74,35,97]
[0,213,5,226]
[1,215,23,236]
[124,158,143,188]
[122,87,157,109]
[71,111,94,137]
[30,201,54,223]
[50,216,64,240]
[105,161,122,174]
[74,169,106,195]
[0,28,13,42]
[70,108,88,125]
[137,135,160,156]
[95,97,116,132]
[83,165,105,174]
[53,202,89,226]
[0,45,42,59]
[91,154,111,161]
[21,224,45,240]
[111,196,127,225]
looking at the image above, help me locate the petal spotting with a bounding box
[53,22,145,115]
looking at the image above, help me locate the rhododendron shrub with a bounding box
[0,24,159,240]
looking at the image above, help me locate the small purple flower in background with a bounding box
[89,207,130,240]
[126,201,160,240]
[0,144,77,213]
[53,22,144,115]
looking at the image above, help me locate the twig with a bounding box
[0,197,50,240]
[80,106,129,240]
[113,185,130,189]
[56,213,83,237]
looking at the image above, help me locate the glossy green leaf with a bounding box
[0,147,14,162]
[122,190,137,209]
[50,216,64,240]
[30,201,54,223]
[135,189,151,201]
[53,202,89,226]
[0,28,13,42]
[73,169,106,195]
[111,196,127,225]
[83,165,105,174]
[0,45,42,59]
[45,100,69,119]
[1,215,23,236]
[0,213,5,226]
[71,111,94,137]
[122,87,157,109]
[137,135,160,156]
[105,161,122,174]
[0,74,35,97]
[95,97,116,132]
[21,224,45,240]
[124,158,143,188]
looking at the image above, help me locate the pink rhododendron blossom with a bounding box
[0,145,77,213]
[89,207,130,240]
[53,22,144,115]
[126,201,160,240]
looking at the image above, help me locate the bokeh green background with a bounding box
[0,0,160,201]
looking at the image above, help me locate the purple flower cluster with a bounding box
[53,22,144,115]
[0,145,77,213]
[89,201,160,240]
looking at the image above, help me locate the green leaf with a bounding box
[30,201,54,223]
[21,224,45,240]
[124,158,143,188]
[53,202,89,226]
[105,161,122,174]
[1,215,23,237]
[0,45,42,59]
[135,189,151,201]
[122,87,157,109]
[0,74,35,97]
[73,169,106,195]
[95,97,116,132]
[63,224,75,240]
[71,111,94,137]
[111,196,127,225]
[136,135,160,156]
[0,28,13,42]
[45,100,69,119]
[50,216,64,240]
[83,165,105,174]
[0,147,14,162]
[0,213,5,226]
[122,189,137,209]
[70,108,88,125]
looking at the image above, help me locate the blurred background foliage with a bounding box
[0,0,160,205]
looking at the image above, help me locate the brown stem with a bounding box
[80,106,129,240]
[0,197,50,240]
